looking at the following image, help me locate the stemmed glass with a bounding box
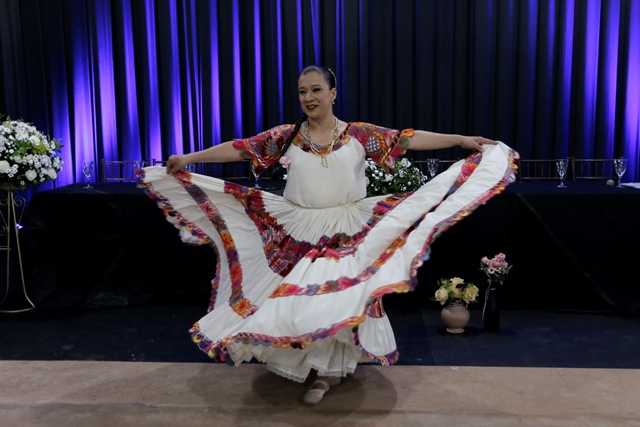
[133,160,146,188]
[426,158,439,180]
[250,163,261,189]
[614,158,627,188]
[555,158,568,188]
[81,161,94,189]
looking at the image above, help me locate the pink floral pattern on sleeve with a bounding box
[232,124,295,175]
[347,122,412,172]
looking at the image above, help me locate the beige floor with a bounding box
[1,361,639,427]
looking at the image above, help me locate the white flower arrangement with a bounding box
[365,157,427,196]
[432,277,480,306]
[0,115,63,190]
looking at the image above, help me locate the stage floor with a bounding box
[2,305,639,425]
[1,361,639,426]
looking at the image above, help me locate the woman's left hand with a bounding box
[460,136,498,152]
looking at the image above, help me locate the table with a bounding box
[19,180,640,313]
[20,183,217,308]
[415,180,640,314]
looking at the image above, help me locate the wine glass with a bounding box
[81,161,94,189]
[133,160,146,188]
[614,158,627,188]
[250,163,261,189]
[555,158,568,188]
[426,158,439,180]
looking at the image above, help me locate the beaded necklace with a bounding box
[304,117,339,168]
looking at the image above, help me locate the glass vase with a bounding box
[483,281,500,332]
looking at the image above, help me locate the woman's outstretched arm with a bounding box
[407,131,497,153]
[165,140,244,174]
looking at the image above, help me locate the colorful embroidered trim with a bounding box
[224,184,410,277]
[190,309,399,366]
[144,172,257,319]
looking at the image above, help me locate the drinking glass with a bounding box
[426,158,439,180]
[81,161,94,189]
[614,158,627,188]
[133,160,146,188]
[555,158,568,188]
[250,163,261,189]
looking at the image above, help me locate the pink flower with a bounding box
[279,155,292,168]
[479,253,513,286]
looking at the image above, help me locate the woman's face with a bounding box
[298,71,335,119]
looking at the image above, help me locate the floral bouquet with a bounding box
[432,277,479,306]
[479,253,512,285]
[365,157,427,197]
[0,115,63,190]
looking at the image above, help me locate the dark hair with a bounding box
[278,65,336,159]
[300,65,336,89]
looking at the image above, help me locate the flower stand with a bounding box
[0,187,35,313]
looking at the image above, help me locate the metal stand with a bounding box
[0,189,35,312]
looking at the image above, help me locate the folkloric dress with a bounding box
[140,122,519,383]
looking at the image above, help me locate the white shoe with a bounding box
[303,377,342,405]
[303,380,330,405]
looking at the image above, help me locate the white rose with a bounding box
[450,277,464,286]
[0,160,10,173]
[29,135,42,145]
[47,168,58,180]
[25,169,38,181]
[450,285,462,298]
[434,288,449,305]
[463,286,479,304]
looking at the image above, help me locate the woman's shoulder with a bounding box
[347,122,380,131]
[345,122,412,159]
[346,122,399,134]
[260,123,296,137]
[346,122,397,143]
[246,124,296,146]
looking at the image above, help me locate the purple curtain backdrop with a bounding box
[1,0,638,200]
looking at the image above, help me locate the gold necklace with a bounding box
[304,117,339,168]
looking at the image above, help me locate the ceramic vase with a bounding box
[441,301,470,333]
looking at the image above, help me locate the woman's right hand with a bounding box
[165,154,189,175]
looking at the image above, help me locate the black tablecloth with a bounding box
[20,183,217,308]
[416,180,640,313]
[18,180,640,313]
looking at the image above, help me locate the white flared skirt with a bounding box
[140,142,518,382]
